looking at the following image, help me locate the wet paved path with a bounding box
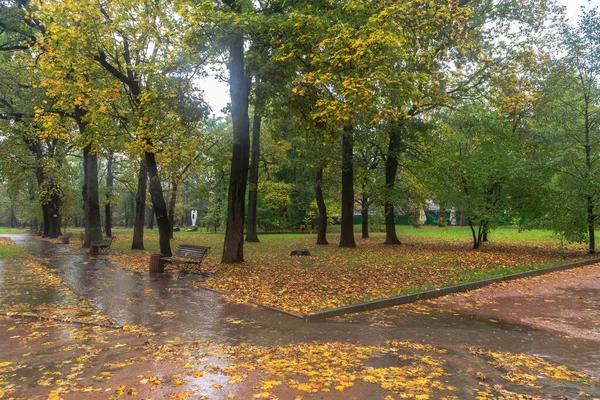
[2,234,600,398]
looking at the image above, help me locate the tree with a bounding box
[219,0,251,263]
[104,155,114,236]
[36,0,209,256]
[270,2,384,248]
[355,144,380,239]
[537,6,600,253]
[429,104,525,249]
[0,1,70,238]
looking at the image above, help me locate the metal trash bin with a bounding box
[149,254,165,273]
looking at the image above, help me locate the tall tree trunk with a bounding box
[8,194,18,228]
[36,166,49,238]
[222,8,251,264]
[82,145,102,247]
[41,203,49,237]
[75,109,101,246]
[588,196,595,254]
[24,139,61,238]
[82,168,87,234]
[105,156,113,236]
[131,160,147,250]
[9,208,18,228]
[315,166,328,245]
[145,151,172,257]
[339,126,356,248]
[35,165,61,238]
[246,112,261,243]
[384,123,401,245]
[361,194,369,239]
[147,206,154,229]
[584,93,595,254]
[46,193,62,238]
[168,181,178,239]
[124,201,130,228]
[469,220,481,250]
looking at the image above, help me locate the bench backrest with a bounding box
[101,236,114,245]
[175,244,209,259]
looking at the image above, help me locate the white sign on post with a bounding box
[191,210,198,227]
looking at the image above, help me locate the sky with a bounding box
[199,0,599,116]
[564,0,598,20]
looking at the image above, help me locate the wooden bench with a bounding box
[90,236,114,255]
[161,244,210,276]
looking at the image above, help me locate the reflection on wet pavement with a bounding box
[4,234,600,383]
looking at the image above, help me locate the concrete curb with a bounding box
[304,257,600,321]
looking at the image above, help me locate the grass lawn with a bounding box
[59,225,596,315]
[0,227,27,235]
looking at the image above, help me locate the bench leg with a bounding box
[89,245,99,255]
[175,263,207,278]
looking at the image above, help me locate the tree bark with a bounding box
[131,160,147,250]
[588,196,595,254]
[36,165,49,237]
[222,7,251,264]
[584,99,595,254]
[124,200,130,228]
[8,194,18,228]
[34,164,62,238]
[168,181,178,239]
[339,126,356,248]
[74,109,101,246]
[145,151,172,257]
[105,157,113,237]
[384,123,401,245]
[147,206,154,229]
[41,202,49,237]
[469,221,481,249]
[46,195,62,238]
[469,221,478,249]
[315,166,328,245]
[361,193,369,239]
[469,220,487,249]
[246,112,261,243]
[82,145,102,247]
[25,139,62,238]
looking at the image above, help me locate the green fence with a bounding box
[350,211,518,226]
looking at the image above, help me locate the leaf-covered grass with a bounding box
[96,226,597,314]
[0,237,24,258]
